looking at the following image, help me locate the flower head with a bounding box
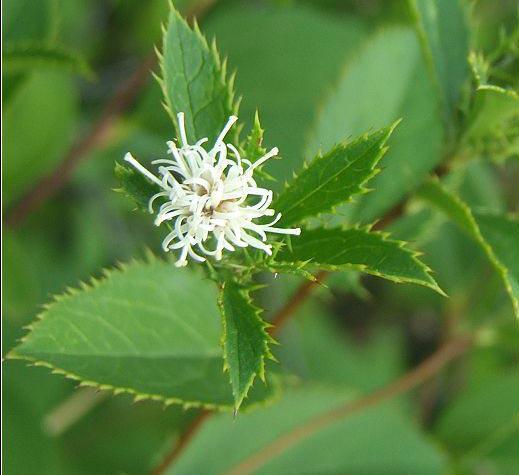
[124,113,301,267]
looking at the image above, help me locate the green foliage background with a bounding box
[3,0,519,474]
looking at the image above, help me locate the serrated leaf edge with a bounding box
[275,121,400,227]
[6,254,278,412]
[274,224,445,296]
[419,178,519,317]
[218,281,277,412]
[158,3,240,140]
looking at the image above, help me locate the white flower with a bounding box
[124,113,301,267]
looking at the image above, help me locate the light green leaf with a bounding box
[435,369,519,463]
[274,227,443,294]
[308,28,443,223]
[408,0,470,128]
[241,111,268,164]
[4,360,72,475]
[8,258,276,410]
[204,4,368,187]
[219,281,275,411]
[277,300,404,391]
[418,179,519,318]
[170,386,447,475]
[462,85,519,161]
[274,123,398,227]
[3,42,94,79]
[240,111,275,183]
[160,4,239,144]
[3,71,78,205]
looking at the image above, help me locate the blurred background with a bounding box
[3,0,519,474]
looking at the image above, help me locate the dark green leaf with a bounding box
[3,0,59,43]
[274,123,398,226]
[3,42,94,79]
[114,162,158,212]
[274,227,443,294]
[219,281,275,411]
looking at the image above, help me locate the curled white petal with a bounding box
[124,115,300,266]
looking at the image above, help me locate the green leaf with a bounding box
[435,369,519,463]
[274,227,443,294]
[114,162,158,212]
[277,300,404,391]
[160,4,239,143]
[4,71,78,206]
[408,0,470,129]
[4,360,72,475]
[218,281,275,411]
[204,4,368,187]
[274,123,398,227]
[308,27,443,223]
[241,111,268,164]
[3,0,59,43]
[8,258,276,410]
[240,111,276,183]
[462,85,519,161]
[170,386,447,475]
[3,42,94,79]
[418,179,519,318]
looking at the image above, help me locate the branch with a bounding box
[147,180,440,474]
[148,268,330,475]
[4,54,156,229]
[268,270,329,334]
[150,409,212,475]
[225,336,473,475]
[4,0,218,229]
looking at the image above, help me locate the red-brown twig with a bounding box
[148,190,430,474]
[148,269,332,475]
[225,336,473,475]
[4,54,157,229]
[150,409,212,475]
[268,270,330,334]
[4,0,217,229]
